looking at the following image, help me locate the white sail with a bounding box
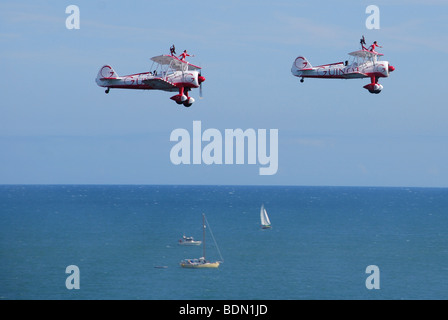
[260,204,271,227]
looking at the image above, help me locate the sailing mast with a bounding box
[202,213,206,259]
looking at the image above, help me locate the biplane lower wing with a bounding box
[341,71,369,79]
[142,78,178,91]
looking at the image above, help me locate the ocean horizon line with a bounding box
[0,183,446,190]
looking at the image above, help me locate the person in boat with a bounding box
[369,41,382,52]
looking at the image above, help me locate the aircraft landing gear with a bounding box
[300,78,304,83]
[183,97,194,107]
[170,87,195,107]
[105,88,110,94]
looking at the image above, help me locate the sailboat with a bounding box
[260,204,272,229]
[180,213,223,268]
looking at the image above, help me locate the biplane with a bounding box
[95,54,205,107]
[291,45,395,94]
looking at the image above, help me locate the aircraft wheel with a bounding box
[105,88,110,94]
[183,97,194,107]
[300,78,304,83]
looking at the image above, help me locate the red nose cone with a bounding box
[198,75,205,83]
[388,65,395,72]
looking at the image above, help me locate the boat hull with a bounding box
[178,241,202,246]
[261,225,272,229]
[180,261,220,268]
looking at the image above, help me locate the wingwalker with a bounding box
[291,36,395,94]
[95,50,205,107]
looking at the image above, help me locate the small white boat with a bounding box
[178,235,202,246]
[260,204,272,229]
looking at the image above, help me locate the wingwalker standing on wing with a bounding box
[95,49,205,107]
[291,36,395,94]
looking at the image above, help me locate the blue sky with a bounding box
[1,0,447,187]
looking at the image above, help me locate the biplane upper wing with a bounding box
[150,55,202,71]
[349,50,384,57]
[142,77,178,91]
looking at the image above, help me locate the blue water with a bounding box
[1,185,447,300]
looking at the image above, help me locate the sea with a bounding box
[1,185,447,300]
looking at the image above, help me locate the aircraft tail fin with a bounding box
[293,56,312,70]
[97,65,119,80]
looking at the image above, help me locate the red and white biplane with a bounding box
[96,54,205,107]
[291,45,395,94]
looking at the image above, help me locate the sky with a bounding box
[1,0,447,187]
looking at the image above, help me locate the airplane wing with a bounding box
[150,55,202,71]
[348,50,384,57]
[142,77,178,91]
[341,71,368,79]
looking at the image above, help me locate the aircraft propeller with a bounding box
[198,71,205,98]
